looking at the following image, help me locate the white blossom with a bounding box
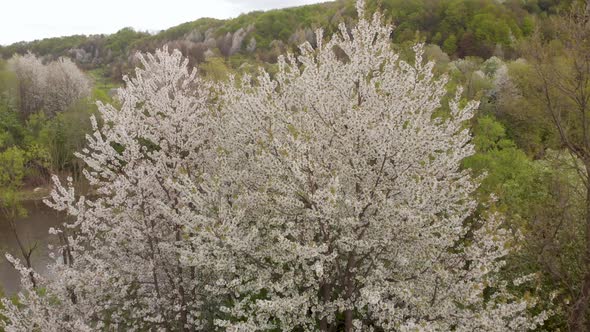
[209,0,545,329]
[1,1,547,331]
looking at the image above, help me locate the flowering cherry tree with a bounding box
[209,2,545,330]
[3,48,223,331]
[2,1,546,331]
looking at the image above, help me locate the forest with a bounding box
[0,0,590,330]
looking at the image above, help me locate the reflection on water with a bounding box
[0,200,63,295]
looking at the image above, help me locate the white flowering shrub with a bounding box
[9,53,91,117]
[9,53,47,117]
[45,57,92,116]
[1,1,547,331]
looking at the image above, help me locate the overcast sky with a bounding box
[0,0,328,45]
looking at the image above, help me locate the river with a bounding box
[0,201,63,295]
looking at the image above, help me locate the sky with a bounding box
[0,0,328,45]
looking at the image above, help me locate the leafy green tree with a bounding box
[521,3,590,329]
[443,34,458,54]
[199,56,231,81]
[463,115,570,329]
[0,104,24,150]
[464,115,544,214]
[492,59,557,157]
[105,27,148,58]
[30,99,95,192]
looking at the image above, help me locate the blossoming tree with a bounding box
[210,2,545,330]
[2,1,546,331]
[9,54,91,117]
[3,48,223,331]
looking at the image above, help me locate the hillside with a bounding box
[0,0,571,82]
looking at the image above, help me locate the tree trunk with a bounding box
[319,281,330,331]
[344,254,355,332]
[176,227,188,332]
[344,309,353,331]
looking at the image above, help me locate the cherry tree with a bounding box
[206,1,547,330]
[2,1,547,331]
[2,48,224,331]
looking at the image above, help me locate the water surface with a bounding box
[0,201,63,295]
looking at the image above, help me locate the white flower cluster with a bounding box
[1,1,547,330]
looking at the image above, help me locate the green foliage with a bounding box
[0,61,17,94]
[105,28,149,58]
[141,18,223,44]
[462,115,581,328]
[522,15,535,36]
[0,147,28,220]
[464,116,543,215]
[253,10,295,49]
[200,57,231,81]
[442,35,458,54]
[34,99,95,174]
[362,0,531,58]
[0,0,564,70]
[0,62,22,149]
[0,104,24,149]
[1,35,88,59]
[0,147,25,188]
[471,115,514,152]
[472,142,540,213]
[493,59,559,157]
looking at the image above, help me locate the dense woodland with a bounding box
[1,0,590,330]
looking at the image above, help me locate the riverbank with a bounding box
[17,185,51,202]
